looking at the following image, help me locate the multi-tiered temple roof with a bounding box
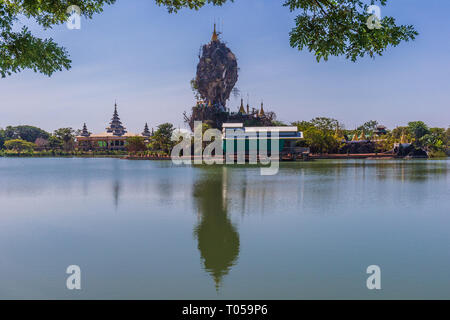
[142,123,151,137]
[76,102,154,151]
[106,103,127,136]
[80,123,90,137]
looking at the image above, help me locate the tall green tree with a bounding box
[0,0,115,77]
[157,0,417,62]
[150,123,175,154]
[53,127,75,151]
[407,121,429,145]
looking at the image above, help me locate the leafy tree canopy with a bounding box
[4,138,36,151]
[126,136,147,153]
[310,117,340,131]
[53,127,75,142]
[4,125,50,142]
[48,135,64,149]
[357,120,379,134]
[407,121,429,141]
[292,117,343,153]
[0,0,115,77]
[53,127,75,150]
[150,123,175,154]
[157,0,418,62]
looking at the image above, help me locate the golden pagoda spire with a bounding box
[259,101,265,117]
[238,98,246,114]
[400,130,408,144]
[352,132,359,142]
[211,23,218,42]
[359,129,366,141]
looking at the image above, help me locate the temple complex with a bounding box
[76,103,152,151]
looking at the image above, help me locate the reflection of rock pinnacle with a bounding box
[113,180,120,209]
[193,168,240,290]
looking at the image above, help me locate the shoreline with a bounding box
[1,154,447,161]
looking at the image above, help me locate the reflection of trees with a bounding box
[193,167,240,290]
[374,161,448,182]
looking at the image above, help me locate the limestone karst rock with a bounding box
[193,29,238,107]
[185,26,276,131]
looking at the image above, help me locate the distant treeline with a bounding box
[1,119,449,158]
[292,118,449,157]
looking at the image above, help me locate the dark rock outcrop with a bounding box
[194,39,238,107]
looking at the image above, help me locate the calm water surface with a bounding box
[0,158,449,299]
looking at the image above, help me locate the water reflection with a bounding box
[193,167,240,290]
[113,180,121,209]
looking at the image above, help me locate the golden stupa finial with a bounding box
[259,101,265,117]
[211,23,218,42]
[400,130,408,144]
[238,98,246,114]
[360,129,366,140]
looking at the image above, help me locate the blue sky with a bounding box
[0,0,449,133]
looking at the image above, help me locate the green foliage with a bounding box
[293,117,342,153]
[286,0,418,62]
[0,0,419,78]
[149,123,175,154]
[0,0,115,77]
[53,128,75,150]
[126,136,147,153]
[292,120,314,132]
[4,139,36,152]
[310,117,339,131]
[304,126,339,153]
[155,0,231,12]
[0,128,5,149]
[48,135,63,149]
[391,126,408,139]
[357,120,379,134]
[271,120,288,126]
[3,125,50,142]
[420,127,445,153]
[407,121,429,143]
[157,0,417,62]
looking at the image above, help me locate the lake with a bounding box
[0,157,449,299]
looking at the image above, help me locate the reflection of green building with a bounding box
[193,167,240,290]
